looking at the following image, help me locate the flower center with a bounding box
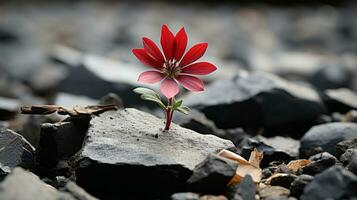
[163,59,180,78]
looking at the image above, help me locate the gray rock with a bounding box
[0,128,35,170]
[300,122,357,157]
[61,181,99,200]
[302,152,338,175]
[187,154,237,193]
[171,192,200,200]
[336,138,357,157]
[322,88,357,113]
[0,167,75,200]
[37,118,90,178]
[0,96,21,120]
[240,136,299,167]
[309,64,353,90]
[184,72,326,137]
[340,148,357,165]
[289,175,313,198]
[259,186,290,199]
[231,175,256,200]
[301,166,357,200]
[348,154,357,175]
[174,109,219,135]
[270,174,297,189]
[75,108,235,199]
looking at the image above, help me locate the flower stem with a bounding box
[164,98,173,131]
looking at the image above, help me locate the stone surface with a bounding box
[174,109,219,135]
[259,186,290,199]
[289,175,313,198]
[0,128,35,170]
[348,154,357,175]
[184,72,326,137]
[187,154,237,193]
[336,138,357,157]
[37,118,90,178]
[309,64,353,90]
[340,148,357,165]
[231,175,256,200]
[302,152,338,175]
[269,174,297,189]
[60,181,99,200]
[301,166,357,200]
[300,122,357,157]
[0,96,21,120]
[321,88,357,113]
[171,192,200,200]
[0,167,75,200]
[240,136,299,167]
[75,108,235,199]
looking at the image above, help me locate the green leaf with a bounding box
[173,99,183,108]
[133,87,160,99]
[176,106,191,115]
[141,94,166,109]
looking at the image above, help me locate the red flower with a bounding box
[132,24,217,99]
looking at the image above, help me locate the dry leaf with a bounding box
[287,159,311,173]
[21,104,117,117]
[218,149,263,185]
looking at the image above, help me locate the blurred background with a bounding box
[0,0,356,146]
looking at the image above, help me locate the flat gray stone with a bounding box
[75,108,235,199]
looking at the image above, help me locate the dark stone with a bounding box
[75,108,235,199]
[37,118,90,178]
[99,93,123,108]
[0,128,35,170]
[340,148,357,165]
[262,168,274,179]
[171,192,200,200]
[239,136,299,167]
[301,166,357,200]
[348,154,357,175]
[336,138,357,157]
[0,167,74,199]
[289,174,313,198]
[184,72,326,138]
[187,154,238,194]
[230,175,256,200]
[300,122,357,158]
[0,167,97,200]
[321,88,357,113]
[0,96,21,120]
[302,152,338,175]
[174,109,219,135]
[309,64,353,90]
[270,174,297,189]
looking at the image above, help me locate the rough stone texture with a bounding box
[259,186,290,199]
[289,175,313,198]
[321,88,357,113]
[0,128,35,170]
[231,175,256,200]
[336,138,357,157]
[187,154,238,194]
[300,122,357,158]
[0,167,75,200]
[270,174,297,189]
[75,108,235,199]
[184,72,326,137]
[37,118,90,177]
[301,166,357,200]
[340,148,357,165]
[240,136,299,167]
[348,154,357,175]
[174,109,219,135]
[171,192,200,200]
[302,152,338,175]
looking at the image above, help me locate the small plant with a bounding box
[132,24,217,131]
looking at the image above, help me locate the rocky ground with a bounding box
[0,1,357,200]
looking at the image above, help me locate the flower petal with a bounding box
[179,43,208,67]
[138,71,164,84]
[176,75,204,92]
[160,78,179,99]
[181,62,217,75]
[173,27,188,62]
[132,48,161,69]
[143,37,165,64]
[160,24,175,61]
